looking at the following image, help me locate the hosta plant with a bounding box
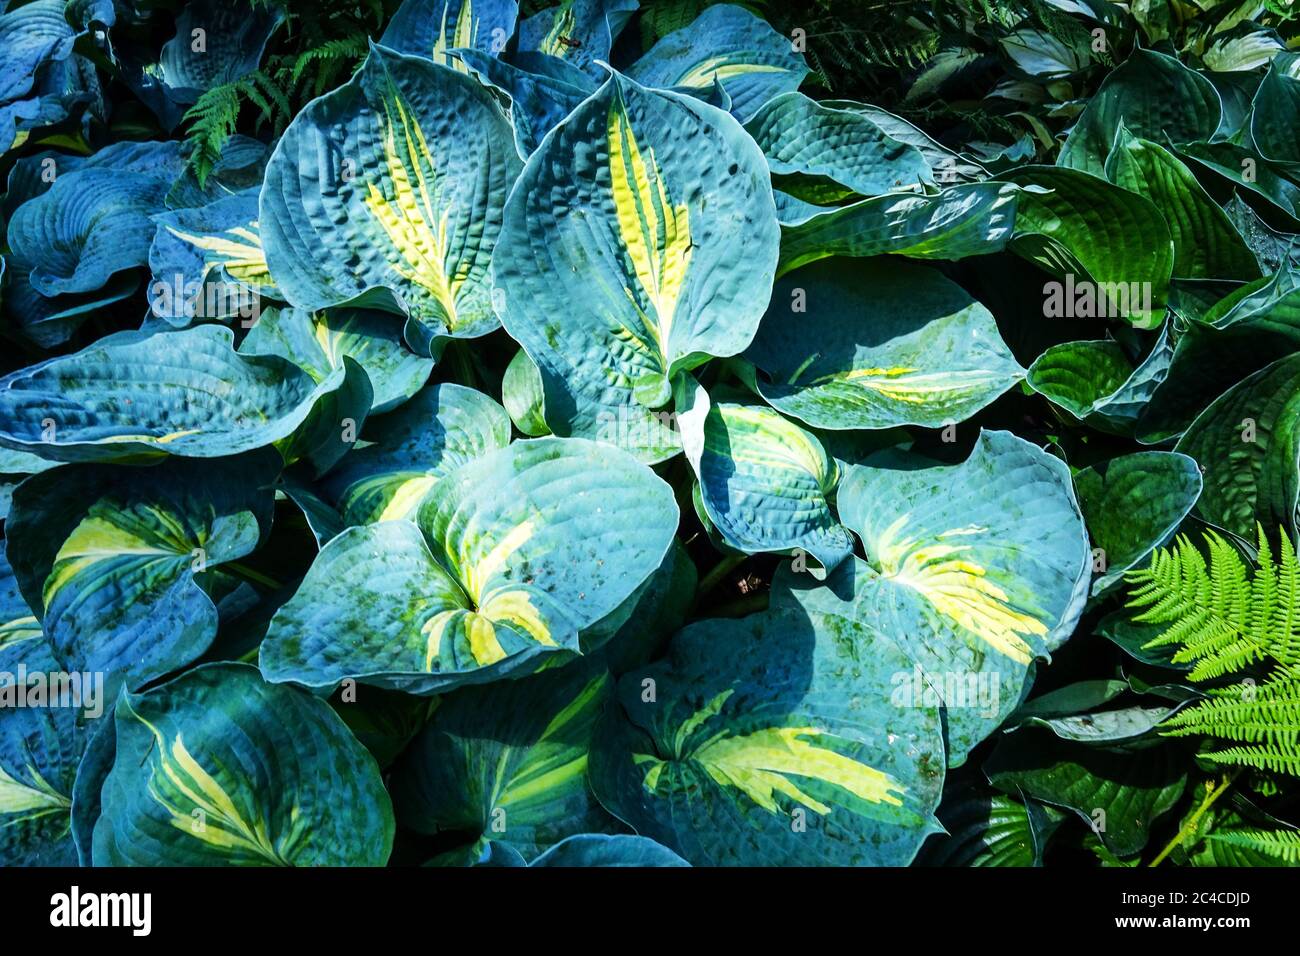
[2,0,1300,870]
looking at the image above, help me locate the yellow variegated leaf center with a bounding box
[431,0,478,71]
[43,508,200,611]
[539,6,577,57]
[0,763,71,818]
[674,59,791,90]
[364,93,471,329]
[421,591,556,671]
[638,691,905,815]
[165,223,272,287]
[129,705,301,865]
[874,515,1045,664]
[711,405,833,488]
[607,101,693,360]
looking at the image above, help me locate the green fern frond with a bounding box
[1208,828,1300,863]
[1126,529,1285,680]
[180,84,244,189]
[289,35,369,95]
[1125,526,1300,777]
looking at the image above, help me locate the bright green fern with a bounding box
[1126,527,1300,778]
[1208,828,1300,864]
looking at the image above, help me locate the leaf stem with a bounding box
[222,561,284,591]
[1148,771,1239,867]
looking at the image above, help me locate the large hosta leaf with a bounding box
[120,0,282,129]
[239,306,432,414]
[837,430,1091,761]
[745,258,1022,429]
[1175,352,1300,540]
[1073,451,1201,595]
[457,48,595,156]
[391,659,616,859]
[743,93,932,199]
[1103,127,1259,281]
[1250,52,1300,173]
[320,381,511,526]
[676,379,852,572]
[1000,166,1173,329]
[589,598,946,866]
[381,0,519,68]
[93,663,393,865]
[0,634,88,867]
[0,325,363,464]
[1057,48,1221,177]
[492,73,779,463]
[148,188,278,326]
[7,140,182,297]
[0,0,78,103]
[775,182,1018,276]
[1139,268,1300,442]
[517,0,637,76]
[261,437,678,694]
[259,44,522,357]
[6,454,277,691]
[1026,329,1172,435]
[626,4,808,121]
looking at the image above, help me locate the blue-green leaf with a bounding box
[493,72,780,463]
[589,599,946,866]
[148,188,278,326]
[259,43,522,357]
[776,181,1018,277]
[6,454,278,691]
[260,437,678,694]
[746,258,1022,429]
[0,325,364,464]
[239,306,432,414]
[837,430,1091,762]
[676,379,852,573]
[392,659,616,859]
[743,92,933,198]
[93,663,393,865]
[626,4,809,121]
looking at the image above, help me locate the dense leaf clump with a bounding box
[3,0,1300,868]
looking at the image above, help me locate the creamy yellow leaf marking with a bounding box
[375,475,439,523]
[165,224,273,287]
[639,702,906,815]
[363,94,471,327]
[674,59,792,90]
[538,5,577,57]
[0,615,42,650]
[463,519,536,601]
[708,405,831,485]
[42,514,193,609]
[99,429,202,445]
[874,514,1045,664]
[128,703,296,864]
[810,367,1006,405]
[0,763,70,817]
[430,0,478,71]
[607,101,692,358]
